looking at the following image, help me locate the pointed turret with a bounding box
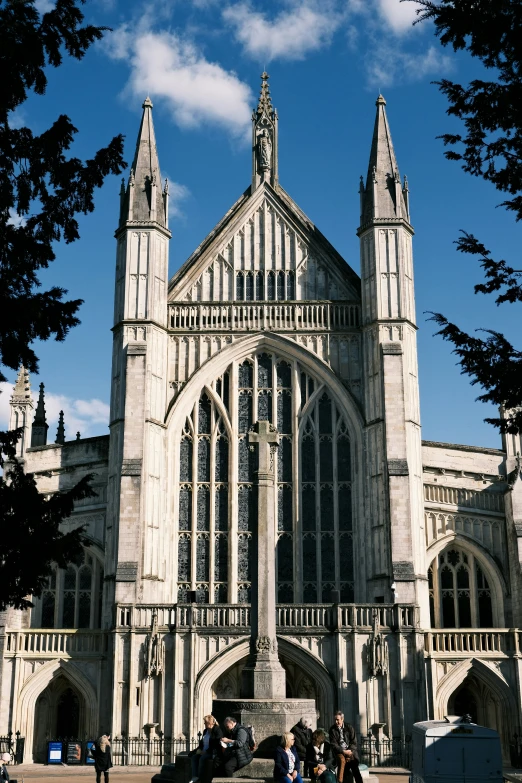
[8,366,34,458]
[120,97,167,227]
[31,382,48,447]
[360,95,410,226]
[252,72,278,191]
[55,410,65,445]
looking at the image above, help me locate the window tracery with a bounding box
[429,546,495,628]
[35,551,102,629]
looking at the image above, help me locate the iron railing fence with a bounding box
[0,732,25,764]
[359,735,412,769]
[111,734,201,766]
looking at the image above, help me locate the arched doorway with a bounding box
[32,676,83,762]
[448,673,501,734]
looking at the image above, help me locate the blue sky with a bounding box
[0,0,518,449]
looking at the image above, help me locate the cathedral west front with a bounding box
[3,74,522,766]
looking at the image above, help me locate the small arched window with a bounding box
[255,272,264,301]
[267,271,275,300]
[429,546,495,628]
[236,273,244,301]
[245,273,254,301]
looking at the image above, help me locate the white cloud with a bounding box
[223,1,342,61]
[376,0,417,34]
[34,0,55,12]
[0,382,109,440]
[163,175,191,220]
[105,25,253,138]
[7,209,26,228]
[365,43,452,88]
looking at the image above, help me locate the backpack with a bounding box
[245,725,257,752]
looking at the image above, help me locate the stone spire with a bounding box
[120,97,168,227]
[55,410,65,445]
[360,95,410,226]
[31,382,48,447]
[252,72,278,191]
[8,366,34,458]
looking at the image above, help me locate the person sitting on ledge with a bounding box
[274,732,303,783]
[290,718,312,764]
[213,717,253,777]
[189,714,223,783]
[305,729,336,783]
[328,712,363,783]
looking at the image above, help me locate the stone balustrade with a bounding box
[169,302,360,332]
[4,629,108,656]
[424,629,520,656]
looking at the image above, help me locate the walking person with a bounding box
[274,732,303,783]
[305,729,336,783]
[189,715,223,783]
[328,712,363,783]
[91,734,113,783]
[0,753,10,782]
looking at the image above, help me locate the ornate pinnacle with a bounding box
[11,365,31,401]
[55,410,65,445]
[256,71,273,116]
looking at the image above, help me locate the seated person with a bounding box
[305,729,336,783]
[214,717,253,777]
[328,712,363,783]
[189,714,223,783]
[274,732,303,783]
[290,718,312,764]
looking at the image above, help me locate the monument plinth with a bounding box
[213,421,317,757]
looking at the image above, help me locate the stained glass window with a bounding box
[277,271,285,300]
[277,362,291,388]
[239,361,253,388]
[196,536,210,581]
[302,437,315,482]
[197,486,210,531]
[78,592,91,629]
[278,485,293,532]
[179,486,191,531]
[236,273,244,300]
[267,271,275,300]
[238,534,252,580]
[198,395,212,434]
[215,486,228,531]
[256,272,264,301]
[215,584,228,603]
[320,439,333,482]
[257,391,272,421]
[215,437,228,482]
[277,391,292,434]
[238,438,256,482]
[179,437,193,482]
[41,591,55,628]
[238,485,254,531]
[238,584,251,604]
[302,487,316,531]
[321,534,335,581]
[278,437,292,482]
[337,437,351,482]
[238,392,253,433]
[198,438,210,481]
[431,546,497,628]
[257,354,272,388]
[303,535,317,580]
[178,535,191,582]
[214,534,228,581]
[277,534,293,581]
[338,487,352,531]
[319,394,332,433]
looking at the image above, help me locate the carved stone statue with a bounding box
[367,610,389,678]
[259,129,272,170]
[144,611,164,679]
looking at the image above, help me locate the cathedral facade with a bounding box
[3,76,522,765]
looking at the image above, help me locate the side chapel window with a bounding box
[37,551,103,629]
[428,546,494,628]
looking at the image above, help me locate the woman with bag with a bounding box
[189,715,223,783]
[273,732,303,783]
[305,729,336,783]
[91,735,113,783]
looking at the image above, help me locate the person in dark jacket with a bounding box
[214,717,253,777]
[305,729,336,783]
[290,719,312,763]
[189,715,223,783]
[91,735,113,783]
[328,713,363,783]
[273,732,303,783]
[0,753,10,782]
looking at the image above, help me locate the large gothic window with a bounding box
[34,551,103,629]
[428,546,494,628]
[177,388,230,603]
[300,390,353,602]
[175,357,355,604]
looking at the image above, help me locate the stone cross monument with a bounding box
[241,421,286,699]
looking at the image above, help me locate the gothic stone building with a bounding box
[3,77,522,764]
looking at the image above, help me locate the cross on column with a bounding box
[240,420,286,699]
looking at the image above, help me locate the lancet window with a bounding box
[34,550,103,629]
[177,390,229,603]
[175,356,355,604]
[300,390,353,602]
[428,546,495,628]
[235,271,296,301]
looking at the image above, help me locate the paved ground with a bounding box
[6,768,410,783]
